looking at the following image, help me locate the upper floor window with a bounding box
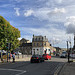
[33,43,35,46]
[44,42,46,46]
[33,38,34,41]
[34,38,37,41]
[36,43,38,46]
[39,38,40,41]
[40,43,42,46]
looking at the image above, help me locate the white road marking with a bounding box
[16,71,26,75]
[0,68,26,75]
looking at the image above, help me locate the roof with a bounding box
[20,38,29,41]
[20,43,32,47]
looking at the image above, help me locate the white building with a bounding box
[32,35,51,55]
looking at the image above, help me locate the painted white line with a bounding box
[16,71,26,75]
[0,68,26,75]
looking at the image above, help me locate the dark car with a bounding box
[43,54,51,60]
[30,55,44,63]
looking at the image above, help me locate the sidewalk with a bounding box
[59,62,75,75]
[0,55,31,63]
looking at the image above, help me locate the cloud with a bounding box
[33,7,66,22]
[56,0,63,3]
[46,0,63,7]
[23,7,66,22]
[50,8,66,14]
[11,0,26,3]
[65,16,75,34]
[14,8,20,16]
[24,9,34,17]
[0,4,13,7]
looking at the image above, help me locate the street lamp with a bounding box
[67,41,70,63]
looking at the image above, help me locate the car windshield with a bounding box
[62,52,66,54]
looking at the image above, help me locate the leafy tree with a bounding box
[0,16,20,50]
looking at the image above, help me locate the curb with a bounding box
[54,63,66,75]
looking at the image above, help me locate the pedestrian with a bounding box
[9,53,12,62]
[12,53,15,63]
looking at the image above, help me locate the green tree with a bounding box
[0,16,20,50]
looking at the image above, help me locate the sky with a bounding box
[0,0,75,48]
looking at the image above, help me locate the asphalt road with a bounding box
[0,56,67,75]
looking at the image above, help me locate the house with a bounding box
[20,38,30,44]
[19,38,32,55]
[32,35,51,55]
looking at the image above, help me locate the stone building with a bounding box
[19,38,32,55]
[32,35,52,55]
[20,38,30,44]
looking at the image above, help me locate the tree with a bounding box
[0,16,20,50]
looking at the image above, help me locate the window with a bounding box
[33,38,34,41]
[33,43,35,46]
[44,42,46,46]
[35,38,37,41]
[33,49,35,54]
[40,43,42,46]
[49,49,50,51]
[39,38,40,41]
[36,43,38,46]
[37,49,39,51]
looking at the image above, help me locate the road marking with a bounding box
[16,71,26,75]
[0,68,26,75]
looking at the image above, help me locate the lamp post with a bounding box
[67,41,70,63]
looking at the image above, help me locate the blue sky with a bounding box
[0,0,75,48]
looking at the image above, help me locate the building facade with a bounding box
[20,38,30,44]
[19,38,32,55]
[32,35,51,55]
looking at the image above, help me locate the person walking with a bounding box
[9,53,12,62]
[12,53,15,63]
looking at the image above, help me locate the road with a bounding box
[0,56,67,75]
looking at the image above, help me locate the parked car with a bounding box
[60,51,67,58]
[30,55,44,63]
[43,54,51,60]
